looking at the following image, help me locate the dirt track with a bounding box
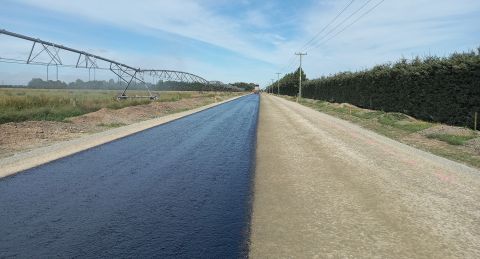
[250,94,480,258]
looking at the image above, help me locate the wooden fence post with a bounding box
[475,111,478,131]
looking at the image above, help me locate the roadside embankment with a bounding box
[0,94,246,178]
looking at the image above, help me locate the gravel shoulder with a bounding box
[287,96,480,169]
[250,94,480,258]
[0,94,245,178]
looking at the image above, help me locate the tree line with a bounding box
[229,82,257,91]
[0,78,249,92]
[267,48,480,128]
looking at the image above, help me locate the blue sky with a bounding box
[0,0,479,87]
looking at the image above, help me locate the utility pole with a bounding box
[295,52,307,102]
[276,72,281,95]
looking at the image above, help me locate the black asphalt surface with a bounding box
[0,94,259,258]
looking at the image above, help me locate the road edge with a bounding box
[0,94,248,179]
[272,94,480,175]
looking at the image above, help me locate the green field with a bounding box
[0,88,211,124]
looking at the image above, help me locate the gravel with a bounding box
[250,94,480,258]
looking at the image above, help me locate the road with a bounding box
[250,94,480,258]
[0,94,259,258]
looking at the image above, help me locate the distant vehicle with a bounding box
[253,85,260,94]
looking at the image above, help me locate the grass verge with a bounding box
[426,134,477,145]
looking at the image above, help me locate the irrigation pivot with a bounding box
[0,29,213,99]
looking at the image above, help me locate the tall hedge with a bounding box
[271,49,480,128]
[268,68,307,96]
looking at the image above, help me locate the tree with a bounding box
[268,67,308,95]
[229,82,256,91]
[27,78,67,89]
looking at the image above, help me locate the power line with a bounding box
[313,0,386,49]
[276,72,281,95]
[282,0,372,73]
[304,0,375,53]
[299,0,356,52]
[279,0,357,74]
[280,0,386,74]
[295,52,307,102]
[280,55,297,72]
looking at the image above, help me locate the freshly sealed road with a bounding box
[0,94,259,258]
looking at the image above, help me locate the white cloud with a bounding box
[244,10,270,28]
[16,0,278,63]
[3,0,480,86]
[272,0,480,81]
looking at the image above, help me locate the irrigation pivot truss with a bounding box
[0,29,215,99]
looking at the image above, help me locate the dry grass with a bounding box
[0,88,211,124]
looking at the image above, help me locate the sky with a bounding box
[0,0,479,87]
